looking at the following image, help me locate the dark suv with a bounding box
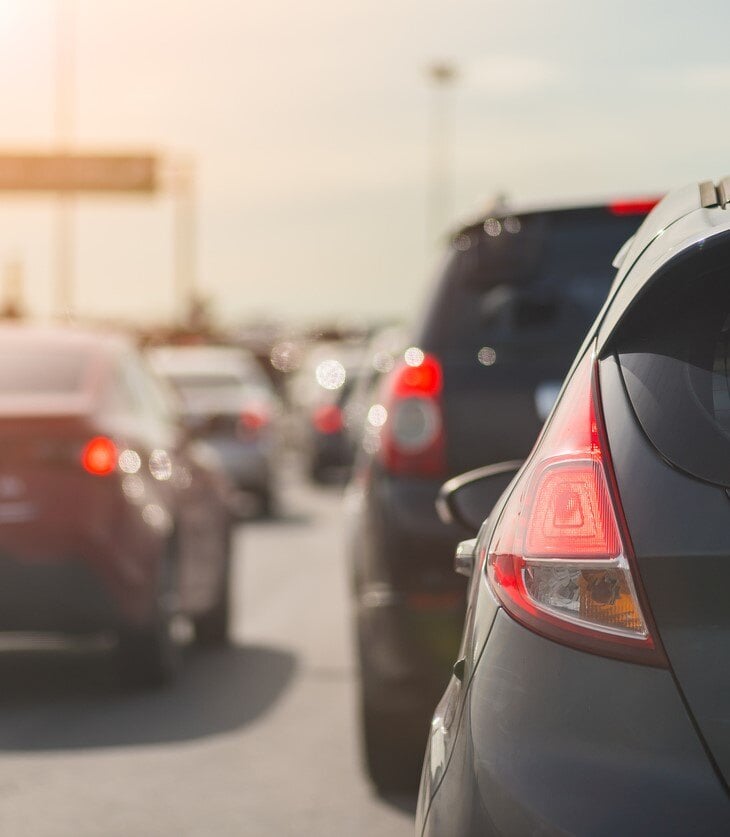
[347,198,657,790]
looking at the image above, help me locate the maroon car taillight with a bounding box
[378,351,446,478]
[81,436,118,476]
[486,352,666,667]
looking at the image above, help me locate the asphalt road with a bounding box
[0,475,417,836]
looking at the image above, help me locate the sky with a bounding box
[0,0,729,328]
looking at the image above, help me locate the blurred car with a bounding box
[306,370,363,483]
[0,325,233,685]
[347,197,658,790]
[287,339,366,482]
[148,344,281,516]
[305,328,407,483]
[416,179,730,834]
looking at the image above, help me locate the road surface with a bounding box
[0,474,417,836]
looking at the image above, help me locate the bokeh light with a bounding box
[315,359,347,390]
[478,346,497,366]
[404,347,425,367]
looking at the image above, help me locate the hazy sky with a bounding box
[0,0,729,328]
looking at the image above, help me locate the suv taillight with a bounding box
[378,351,446,477]
[486,351,665,666]
[312,404,343,435]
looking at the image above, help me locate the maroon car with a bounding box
[0,325,233,685]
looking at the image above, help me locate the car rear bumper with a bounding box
[419,609,730,836]
[353,473,468,712]
[310,433,353,474]
[0,490,168,632]
[356,594,464,716]
[203,436,272,492]
[0,555,124,633]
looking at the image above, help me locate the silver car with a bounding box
[148,345,281,516]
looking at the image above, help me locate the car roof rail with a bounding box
[699,177,730,209]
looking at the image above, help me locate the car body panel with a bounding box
[421,610,730,837]
[349,468,465,712]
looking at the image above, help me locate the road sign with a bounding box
[0,152,158,193]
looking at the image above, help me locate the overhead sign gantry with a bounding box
[0,152,157,193]
[0,150,196,323]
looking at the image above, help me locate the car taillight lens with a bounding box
[81,436,118,476]
[239,407,270,436]
[486,351,665,666]
[312,404,343,435]
[377,351,446,477]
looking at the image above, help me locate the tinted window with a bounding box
[168,373,247,391]
[615,259,730,486]
[420,208,646,358]
[0,346,89,394]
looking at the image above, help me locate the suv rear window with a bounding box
[615,247,730,486]
[419,208,645,358]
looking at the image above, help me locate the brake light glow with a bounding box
[81,436,118,476]
[312,404,343,435]
[393,354,443,397]
[377,350,445,477]
[485,352,665,666]
[608,198,660,216]
[239,407,270,435]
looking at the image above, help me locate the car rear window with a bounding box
[419,208,646,358]
[162,362,273,415]
[168,373,250,391]
[614,253,730,486]
[0,346,89,394]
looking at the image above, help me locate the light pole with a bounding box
[54,0,76,319]
[426,61,458,246]
[169,157,198,327]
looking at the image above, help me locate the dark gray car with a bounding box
[417,179,730,835]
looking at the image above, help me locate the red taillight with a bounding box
[376,351,446,477]
[239,407,270,435]
[393,354,443,397]
[485,352,665,666]
[608,197,660,216]
[524,462,620,558]
[312,404,343,435]
[81,436,117,476]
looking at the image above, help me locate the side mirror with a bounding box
[436,460,523,534]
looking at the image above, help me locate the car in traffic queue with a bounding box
[417,178,730,835]
[306,368,364,483]
[0,326,233,686]
[303,327,408,485]
[147,344,281,516]
[346,197,659,791]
